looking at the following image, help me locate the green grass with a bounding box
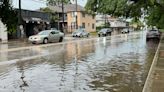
[90,32,98,36]
[159,29,164,32]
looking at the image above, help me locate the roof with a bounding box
[15,9,50,23]
[48,4,84,13]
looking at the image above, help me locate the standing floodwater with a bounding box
[0,32,159,92]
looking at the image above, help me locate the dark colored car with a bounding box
[146,30,161,41]
[98,28,112,37]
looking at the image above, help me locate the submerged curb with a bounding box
[142,34,164,92]
[0,32,141,53]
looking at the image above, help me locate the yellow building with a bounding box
[48,4,96,33]
[67,10,96,33]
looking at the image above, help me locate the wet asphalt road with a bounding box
[0,31,159,92]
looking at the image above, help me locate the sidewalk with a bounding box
[151,37,164,92]
[143,35,164,92]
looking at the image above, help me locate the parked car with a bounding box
[146,29,161,41]
[28,30,64,44]
[72,29,90,37]
[121,29,129,33]
[98,28,112,37]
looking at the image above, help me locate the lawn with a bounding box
[160,29,164,32]
[90,31,98,36]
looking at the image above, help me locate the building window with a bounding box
[82,23,85,28]
[82,12,85,18]
[71,22,76,28]
[92,15,95,19]
[71,12,76,17]
[92,23,95,29]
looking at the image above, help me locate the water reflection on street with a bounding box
[0,32,159,92]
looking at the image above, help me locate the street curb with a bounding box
[0,32,141,66]
[142,34,164,92]
[0,32,141,53]
[0,39,28,44]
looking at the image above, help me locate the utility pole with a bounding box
[61,0,64,33]
[75,0,78,29]
[18,0,22,38]
[104,14,107,27]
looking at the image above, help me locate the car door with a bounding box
[49,31,56,42]
[53,31,60,42]
[82,29,86,36]
[107,29,111,35]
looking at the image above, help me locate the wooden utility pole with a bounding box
[61,0,64,33]
[18,0,22,25]
[17,0,22,38]
[75,0,78,29]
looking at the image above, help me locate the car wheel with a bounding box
[43,38,48,44]
[80,35,83,38]
[32,42,36,44]
[59,37,63,42]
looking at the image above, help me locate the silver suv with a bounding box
[146,30,161,41]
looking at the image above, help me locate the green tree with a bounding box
[130,18,144,30]
[85,0,164,29]
[0,0,18,34]
[40,7,59,23]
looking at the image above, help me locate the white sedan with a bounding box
[72,29,90,37]
[28,30,64,44]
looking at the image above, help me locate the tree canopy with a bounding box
[40,7,59,23]
[0,0,18,34]
[85,0,164,29]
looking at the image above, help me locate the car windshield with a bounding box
[38,31,50,35]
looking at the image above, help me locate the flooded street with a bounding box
[0,32,159,92]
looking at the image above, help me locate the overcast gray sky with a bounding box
[12,0,87,10]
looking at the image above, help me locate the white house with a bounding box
[0,20,8,43]
[96,14,127,27]
[96,15,110,27]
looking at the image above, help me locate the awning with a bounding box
[23,17,50,24]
